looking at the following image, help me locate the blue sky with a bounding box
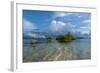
[23,10,91,35]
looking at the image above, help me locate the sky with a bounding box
[23,10,91,35]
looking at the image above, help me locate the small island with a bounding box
[56,32,76,42]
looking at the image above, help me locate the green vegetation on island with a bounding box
[30,32,76,44]
[56,32,76,42]
[47,35,53,42]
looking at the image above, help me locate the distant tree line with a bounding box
[30,31,76,44]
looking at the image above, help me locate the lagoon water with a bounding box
[23,38,91,62]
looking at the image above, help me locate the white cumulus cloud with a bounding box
[50,20,66,31]
[50,19,76,33]
[23,19,37,32]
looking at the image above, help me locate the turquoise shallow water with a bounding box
[23,38,91,62]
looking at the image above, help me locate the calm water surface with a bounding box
[23,38,91,62]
